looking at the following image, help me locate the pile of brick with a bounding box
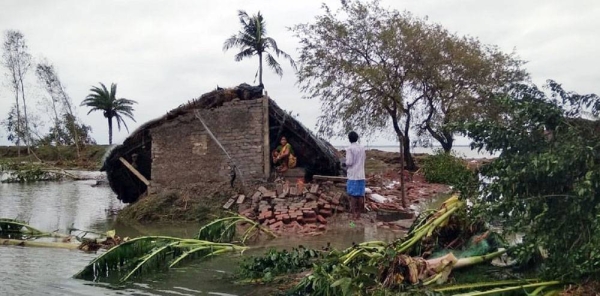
[236,182,346,234]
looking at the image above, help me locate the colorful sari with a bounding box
[273,143,297,169]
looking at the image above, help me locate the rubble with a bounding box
[234,171,452,237]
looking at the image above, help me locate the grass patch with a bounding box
[117,184,238,224]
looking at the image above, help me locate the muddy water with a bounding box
[0,174,420,296]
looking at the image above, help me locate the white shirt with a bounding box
[345,142,366,180]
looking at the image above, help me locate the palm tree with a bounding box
[223,10,296,87]
[81,83,136,145]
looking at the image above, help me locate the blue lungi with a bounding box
[346,179,366,197]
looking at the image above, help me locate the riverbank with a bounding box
[0,145,109,170]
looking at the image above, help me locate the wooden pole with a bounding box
[119,157,150,186]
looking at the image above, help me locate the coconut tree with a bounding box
[223,10,296,87]
[81,83,136,145]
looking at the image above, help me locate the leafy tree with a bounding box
[81,83,136,145]
[2,30,32,155]
[223,10,296,87]
[415,33,527,152]
[293,0,526,168]
[294,1,424,169]
[460,81,600,280]
[2,105,26,146]
[39,113,96,147]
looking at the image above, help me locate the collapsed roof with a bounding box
[102,83,341,203]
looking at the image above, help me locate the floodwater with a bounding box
[0,172,414,296]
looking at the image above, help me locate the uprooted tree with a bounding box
[459,80,600,280]
[293,0,526,167]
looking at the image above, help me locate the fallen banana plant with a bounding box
[0,218,51,237]
[197,212,276,244]
[74,236,248,282]
[288,195,518,295]
[449,280,562,296]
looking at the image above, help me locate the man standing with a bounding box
[345,131,366,220]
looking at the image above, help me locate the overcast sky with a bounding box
[0,0,598,147]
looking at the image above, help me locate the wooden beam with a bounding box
[313,175,347,182]
[119,157,150,186]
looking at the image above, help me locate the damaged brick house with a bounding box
[102,84,342,204]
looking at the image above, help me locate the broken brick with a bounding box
[270,221,283,230]
[319,209,332,217]
[317,215,327,224]
[304,217,317,224]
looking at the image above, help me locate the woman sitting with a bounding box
[272,136,297,173]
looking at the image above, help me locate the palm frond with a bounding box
[237,10,250,28]
[115,114,132,133]
[223,35,245,51]
[110,83,117,101]
[264,37,297,70]
[265,53,283,77]
[235,48,256,62]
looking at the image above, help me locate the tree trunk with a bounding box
[403,110,416,171]
[441,136,453,153]
[403,136,415,170]
[108,116,113,145]
[258,52,263,86]
[399,136,407,208]
[14,85,21,158]
[19,70,30,155]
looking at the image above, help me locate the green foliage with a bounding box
[38,113,95,146]
[0,160,58,182]
[459,80,600,280]
[238,247,320,282]
[2,105,26,145]
[73,236,247,282]
[223,10,296,86]
[292,0,525,155]
[80,82,136,145]
[421,151,478,193]
[0,218,47,236]
[197,214,276,244]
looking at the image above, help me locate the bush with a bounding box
[421,151,477,191]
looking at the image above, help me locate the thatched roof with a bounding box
[103,83,341,203]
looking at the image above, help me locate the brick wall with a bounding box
[150,98,266,191]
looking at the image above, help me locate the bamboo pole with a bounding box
[0,238,79,250]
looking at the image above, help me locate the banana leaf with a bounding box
[197,213,276,244]
[73,236,248,282]
[0,218,48,236]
